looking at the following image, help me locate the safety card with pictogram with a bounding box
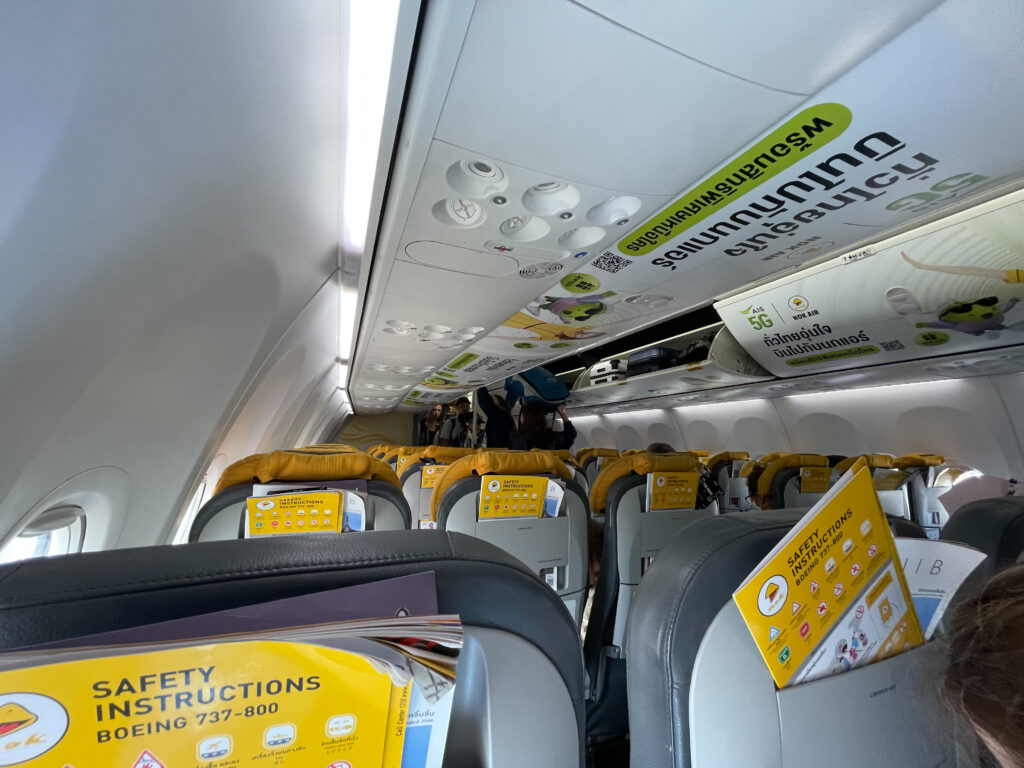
[733,459,923,687]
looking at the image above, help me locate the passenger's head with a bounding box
[454,396,471,415]
[746,464,772,509]
[943,565,1024,767]
[646,442,676,454]
[519,402,547,434]
[425,404,443,428]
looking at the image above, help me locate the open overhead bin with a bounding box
[716,188,1024,378]
[570,324,770,407]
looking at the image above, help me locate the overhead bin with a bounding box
[354,0,1024,414]
[716,188,1024,378]
[571,324,770,407]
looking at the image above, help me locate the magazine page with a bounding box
[734,461,924,687]
[896,538,986,639]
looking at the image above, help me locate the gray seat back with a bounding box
[189,480,411,541]
[437,474,589,627]
[0,530,585,767]
[584,473,714,744]
[400,461,444,528]
[941,495,1024,581]
[626,509,954,768]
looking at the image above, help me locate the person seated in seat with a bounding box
[745,464,773,510]
[943,564,1024,768]
[646,442,720,508]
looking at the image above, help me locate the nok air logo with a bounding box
[0,693,69,764]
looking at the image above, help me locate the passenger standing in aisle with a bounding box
[512,402,576,450]
[419,404,443,445]
[439,397,472,447]
[475,386,516,448]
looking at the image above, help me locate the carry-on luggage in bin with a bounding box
[626,346,680,376]
[589,359,626,386]
[504,366,569,412]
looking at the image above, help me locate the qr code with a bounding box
[880,339,905,352]
[591,252,632,274]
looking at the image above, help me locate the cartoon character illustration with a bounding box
[917,296,1022,338]
[539,291,615,324]
[902,250,1024,284]
[494,312,606,342]
[834,639,853,672]
[0,702,37,737]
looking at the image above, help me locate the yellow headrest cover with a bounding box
[738,460,760,478]
[381,446,402,462]
[300,443,363,454]
[429,451,572,521]
[216,448,402,494]
[894,453,945,469]
[422,445,477,463]
[530,448,581,470]
[833,454,895,474]
[576,447,620,464]
[707,451,750,469]
[589,452,704,515]
[757,451,791,464]
[757,454,829,497]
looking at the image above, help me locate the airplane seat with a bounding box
[399,446,477,528]
[576,448,620,515]
[0,530,586,767]
[706,451,750,512]
[941,495,1024,582]
[430,451,589,627]
[895,453,950,537]
[833,454,910,519]
[533,448,588,494]
[584,451,714,748]
[626,509,956,768]
[189,446,411,541]
[759,454,830,509]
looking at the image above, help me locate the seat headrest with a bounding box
[833,454,895,474]
[589,452,704,515]
[429,451,573,521]
[421,445,477,462]
[894,453,945,469]
[531,448,581,469]
[576,447,620,464]
[299,443,362,454]
[757,453,829,497]
[215,448,401,494]
[622,449,646,456]
[756,451,790,464]
[707,451,750,469]
[381,446,401,462]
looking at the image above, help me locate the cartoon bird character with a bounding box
[0,702,37,737]
[917,296,1021,338]
[539,291,615,324]
[496,311,606,342]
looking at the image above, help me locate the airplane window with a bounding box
[0,507,85,564]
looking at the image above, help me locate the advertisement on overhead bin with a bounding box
[714,191,1024,376]
[398,17,1024,398]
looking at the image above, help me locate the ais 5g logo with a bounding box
[0,693,69,765]
[740,305,774,330]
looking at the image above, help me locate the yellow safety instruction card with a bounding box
[645,471,699,510]
[0,639,410,767]
[420,464,449,489]
[733,460,924,687]
[245,491,366,537]
[479,476,562,519]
